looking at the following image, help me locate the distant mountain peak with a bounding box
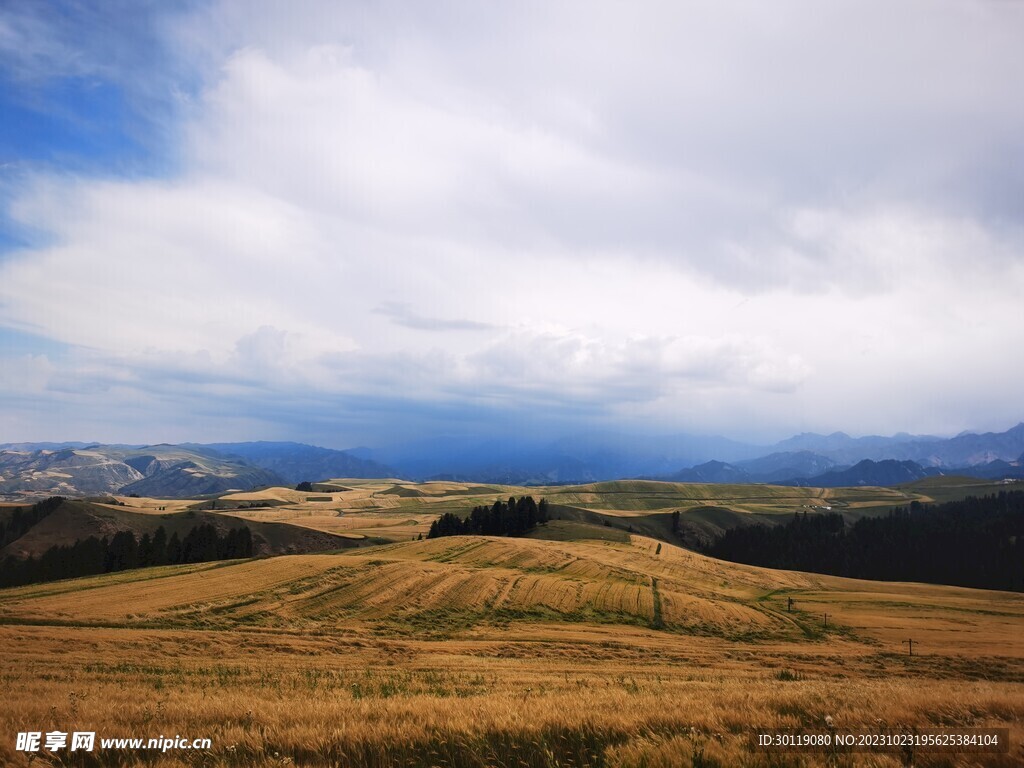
[665,460,751,484]
[785,458,933,488]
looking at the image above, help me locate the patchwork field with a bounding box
[87,478,929,548]
[1,527,1022,767]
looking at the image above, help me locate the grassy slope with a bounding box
[202,478,921,547]
[0,499,365,559]
[12,475,1009,561]
[1,531,1022,767]
[2,533,1021,654]
[897,475,1024,504]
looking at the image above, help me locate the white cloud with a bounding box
[1,0,1023,445]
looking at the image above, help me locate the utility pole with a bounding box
[823,612,828,629]
[903,639,916,657]
[787,597,793,612]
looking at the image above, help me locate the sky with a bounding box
[1,0,1023,450]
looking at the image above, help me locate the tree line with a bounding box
[0,523,255,588]
[0,496,65,549]
[706,491,1024,592]
[427,496,550,539]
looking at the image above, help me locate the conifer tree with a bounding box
[152,526,168,565]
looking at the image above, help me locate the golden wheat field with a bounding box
[1,526,1023,767]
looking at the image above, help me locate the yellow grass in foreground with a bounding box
[1,535,1022,767]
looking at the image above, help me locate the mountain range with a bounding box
[0,442,392,501]
[661,454,1024,488]
[769,423,1024,467]
[363,423,1024,484]
[1,421,1023,498]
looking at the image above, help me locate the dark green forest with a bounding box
[0,503,254,588]
[0,495,65,549]
[427,496,549,539]
[707,491,1024,591]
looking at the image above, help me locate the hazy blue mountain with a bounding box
[428,455,599,486]
[768,432,936,464]
[899,423,1024,466]
[403,438,605,485]
[658,453,837,485]
[735,451,838,482]
[768,423,1024,467]
[365,436,542,480]
[376,431,768,482]
[945,456,1024,481]
[391,423,1024,482]
[345,446,376,461]
[0,441,97,451]
[665,461,753,484]
[547,431,768,472]
[197,441,394,484]
[4,421,1023,497]
[785,459,937,487]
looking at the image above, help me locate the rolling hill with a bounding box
[1,518,1022,766]
[3,532,1021,648]
[210,477,917,550]
[0,498,362,560]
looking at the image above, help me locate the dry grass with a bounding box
[1,535,1022,767]
[197,479,922,543]
[106,497,197,513]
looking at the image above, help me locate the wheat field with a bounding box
[1,530,1022,766]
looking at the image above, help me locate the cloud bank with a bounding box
[1,0,1023,447]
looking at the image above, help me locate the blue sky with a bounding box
[1,0,1023,449]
